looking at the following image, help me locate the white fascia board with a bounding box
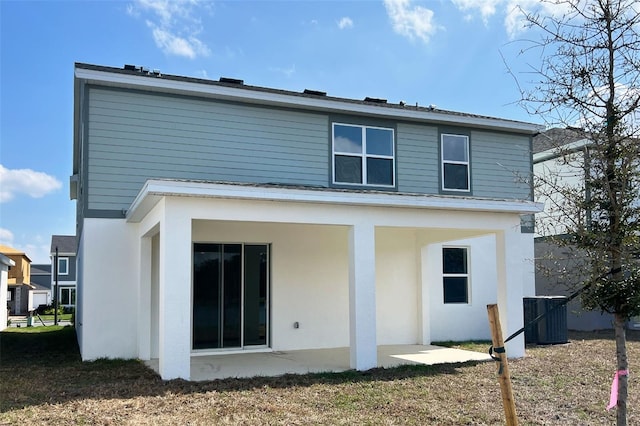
[127,180,543,223]
[75,67,542,134]
[0,254,15,267]
[533,138,591,163]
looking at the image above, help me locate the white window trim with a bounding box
[58,257,69,276]
[60,287,76,306]
[442,246,470,304]
[441,133,470,192]
[332,122,395,187]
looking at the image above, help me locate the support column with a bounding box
[348,223,377,370]
[417,244,432,345]
[158,200,192,380]
[138,236,152,360]
[495,225,525,358]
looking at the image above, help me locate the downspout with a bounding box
[54,246,58,326]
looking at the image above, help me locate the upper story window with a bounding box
[441,134,470,192]
[58,257,69,276]
[332,123,395,187]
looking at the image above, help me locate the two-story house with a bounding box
[50,235,77,309]
[533,128,640,331]
[1,244,32,315]
[72,63,543,380]
[1,253,16,330]
[29,264,52,310]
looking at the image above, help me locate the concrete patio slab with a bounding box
[144,344,492,381]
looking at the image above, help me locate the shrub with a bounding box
[40,305,64,316]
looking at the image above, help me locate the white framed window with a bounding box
[441,134,470,192]
[58,257,69,275]
[60,287,76,306]
[442,247,469,304]
[332,123,395,187]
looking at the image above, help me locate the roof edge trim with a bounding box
[75,65,543,134]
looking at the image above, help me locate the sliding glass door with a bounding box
[193,243,269,350]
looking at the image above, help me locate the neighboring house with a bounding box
[72,62,543,380]
[50,235,77,309]
[533,128,639,330]
[0,245,32,315]
[1,254,15,330]
[30,264,52,310]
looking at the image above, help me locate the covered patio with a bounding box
[145,344,493,381]
[122,180,540,380]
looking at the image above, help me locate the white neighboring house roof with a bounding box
[533,138,592,163]
[0,253,15,268]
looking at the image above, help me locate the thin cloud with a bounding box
[269,64,296,78]
[129,0,211,59]
[451,0,502,25]
[447,0,572,39]
[196,69,209,79]
[0,230,51,263]
[0,165,62,203]
[503,0,572,39]
[384,0,440,44]
[337,17,353,29]
[0,228,14,245]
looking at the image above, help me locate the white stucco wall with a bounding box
[77,193,534,369]
[426,235,497,342]
[0,257,11,331]
[521,232,536,297]
[192,220,351,351]
[77,219,139,360]
[375,228,419,345]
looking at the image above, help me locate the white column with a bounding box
[138,236,152,360]
[495,225,525,358]
[348,223,377,370]
[521,232,536,297]
[417,244,431,345]
[158,200,192,380]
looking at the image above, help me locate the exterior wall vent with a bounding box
[219,77,244,85]
[69,174,79,200]
[364,97,387,104]
[303,89,327,96]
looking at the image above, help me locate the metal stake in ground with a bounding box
[487,304,518,426]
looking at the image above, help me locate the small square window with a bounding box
[443,247,469,304]
[367,158,393,185]
[443,277,468,303]
[335,155,362,184]
[443,163,469,191]
[334,125,362,153]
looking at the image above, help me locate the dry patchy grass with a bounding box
[1,327,638,425]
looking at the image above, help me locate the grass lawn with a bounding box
[34,314,73,322]
[1,327,638,425]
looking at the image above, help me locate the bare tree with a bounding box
[517,1,640,424]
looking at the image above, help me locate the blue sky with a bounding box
[0,0,552,263]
